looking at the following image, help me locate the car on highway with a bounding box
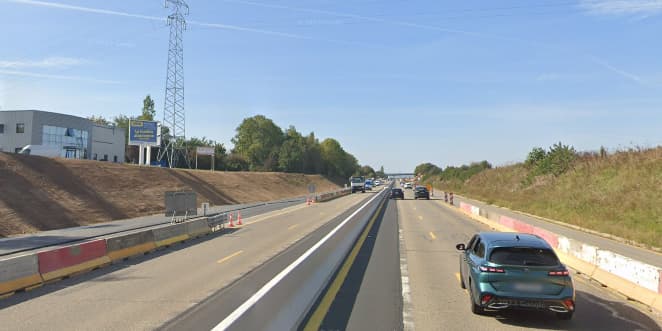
[365,180,373,191]
[456,232,575,320]
[390,188,404,199]
[404,182,412,189]
[414,186,430,200]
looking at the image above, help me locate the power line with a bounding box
[158,0,190,168]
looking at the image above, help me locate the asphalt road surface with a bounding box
[0,193,371,330]
[305,187,661,331]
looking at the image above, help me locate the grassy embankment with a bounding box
[428,147,661,249]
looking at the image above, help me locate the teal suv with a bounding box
[456,232,575,320]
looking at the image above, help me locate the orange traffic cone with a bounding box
[228,213,234,227]
[237,211,243,225]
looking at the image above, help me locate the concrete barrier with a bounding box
[105,231,157,262]
[596,250,660,293]
[0,254,43,295]
[470,206,480,216]
[315,188,351,203]
[38,240,110,281]
[186,218,211,238]
[152,223,189,248]
[459,202,472,214]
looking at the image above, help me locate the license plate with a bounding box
[513,282,543,292]
[502,299,545,309]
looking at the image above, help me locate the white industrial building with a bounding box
[0,110,125,162]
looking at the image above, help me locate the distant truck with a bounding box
[18,145,61,158]
[350,176,366,193]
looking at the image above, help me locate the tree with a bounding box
[320,138,359,179]
[88,115,111,126]
[302,132,323,174]
[231,115,284,171]
[139,95,156,121]
[376,165,386,178]
[359,165,376,178]
[278,126,306,172]
[525,147,546,168]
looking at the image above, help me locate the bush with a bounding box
[523,142,577,185]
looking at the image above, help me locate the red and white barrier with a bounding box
[38,239,110,281]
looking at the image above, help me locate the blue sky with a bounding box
[1,0,661,172]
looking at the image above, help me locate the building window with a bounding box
[16,123,25,133]
[113,155,118,163]
[93,153,98,160]
[0,124,4,134]
[103,154,108,161]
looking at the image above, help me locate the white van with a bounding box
[18,145,62,158]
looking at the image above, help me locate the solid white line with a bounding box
[211,189,385,331]
[399,227,415,331]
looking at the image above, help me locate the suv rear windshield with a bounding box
[489,247,559,266]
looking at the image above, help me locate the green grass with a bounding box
[437,147,662,249]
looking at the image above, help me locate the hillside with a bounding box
[0,153,340,237]
[437,147,662,248]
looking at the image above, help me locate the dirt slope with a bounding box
[0,153,340,237]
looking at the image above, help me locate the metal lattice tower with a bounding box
[159,0,189,168]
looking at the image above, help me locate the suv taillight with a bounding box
[479,266,505,273]
[548,270,570,276]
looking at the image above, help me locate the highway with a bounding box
[0,184,660,330]
[303,187,662,331]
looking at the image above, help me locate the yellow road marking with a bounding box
[304,198,387,331]
[217,250,243,264]
[429,231,437,240]
[288,224,299,230]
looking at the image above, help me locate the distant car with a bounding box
[414,186,430,199]
[456,232,575,320]
[374,180,381,186]
[365,180,373,191]
[404,183,412,189]
[390,188,404,199]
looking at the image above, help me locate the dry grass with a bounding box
[439,147,662,249]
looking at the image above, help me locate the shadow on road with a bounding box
[489,290,661,331]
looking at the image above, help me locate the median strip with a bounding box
[303,197,387,330]
[211,189,386,331]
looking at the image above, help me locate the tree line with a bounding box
[89,95,384,181]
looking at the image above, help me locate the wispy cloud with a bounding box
[585,55,645,85]
[0,69,122,84]
[0,57,85,69]
[580,0,662,16]
[5,0,163,20]
[4,0,310,40]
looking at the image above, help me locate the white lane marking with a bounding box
[211,190,385,331]
[399,226,415,330]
